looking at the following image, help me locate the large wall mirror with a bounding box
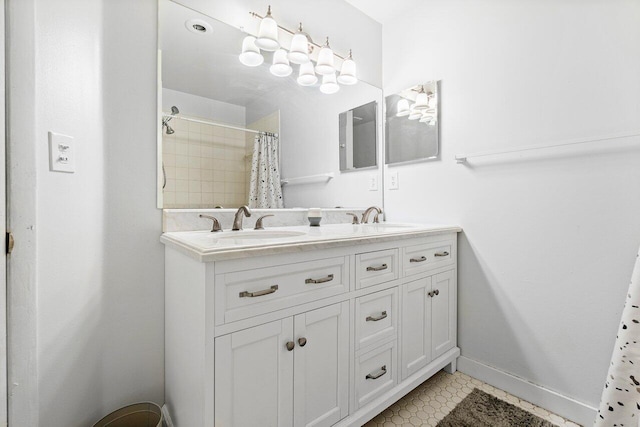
[385,81,440,164]
[158,0,383,210]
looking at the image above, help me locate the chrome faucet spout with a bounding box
[232,205,252,231]
[361,206,383,224]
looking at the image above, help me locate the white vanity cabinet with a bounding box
[163,226,461,427]
[215,302,349,427]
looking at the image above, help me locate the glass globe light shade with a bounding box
[315,41,335,75]
[288,32,309,64]
[297,61,318,86]
[255,10,279,51]
[319,73,340,94]
[337,56,357,85]
[408,110,422,120]
[413,91,429,110]
[239,36,264,67]
[270,49,292,77]
[396,99,411,117]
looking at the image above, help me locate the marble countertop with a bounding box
[161,223,462,262]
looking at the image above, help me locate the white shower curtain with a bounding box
[248,132,284,209]
[594,250,640,426]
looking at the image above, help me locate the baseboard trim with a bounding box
[457,356,596,426]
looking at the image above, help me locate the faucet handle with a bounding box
[346,213,360,224]
[373,212,381,223]
[254,214,274,230]
[199,214,222,232]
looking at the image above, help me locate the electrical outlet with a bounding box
[48,132,75,173]
[389,171,399,190]
[368,175,378,191]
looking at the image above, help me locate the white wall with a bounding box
[8,0,164,425]
[382,0,640,423]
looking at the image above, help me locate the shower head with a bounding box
[162,106,179,134]
[165,124,175,135]
[170,106,179,115]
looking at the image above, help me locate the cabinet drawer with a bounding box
[355,288,398,350]
[215,257,348,325]
[403,241,453,277]
[355,340,397,409]
[356,249,399,289]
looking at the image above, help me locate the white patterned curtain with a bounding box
[248,132,284,209]
[594,249,640,426]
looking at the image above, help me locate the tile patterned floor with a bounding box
[363,370,582,427]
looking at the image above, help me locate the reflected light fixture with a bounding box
[297,62,318,86]
[412,86,429,111]
[239,35,264,67]
[255,5,279,51]
[408,110,422,120]
[320,73,340,94]
[396,99,411,117]
[240,7,358,94]
[270,48,292,77]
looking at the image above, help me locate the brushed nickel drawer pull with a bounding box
[286,341,295,351]
[366,365,387,380]
[410,256,427,263]
[366,311,388,322]
[366,263,388,272]
[298,337,307,347]
[434,251,450,257]
[305,274,334,284]
[239,285,278,298]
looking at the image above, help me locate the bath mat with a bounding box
[436,388,557,427]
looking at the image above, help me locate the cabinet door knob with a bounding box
[298,337,307,347]
[434,289,440,296]
[428,291,434,297]
[286,341,295,351]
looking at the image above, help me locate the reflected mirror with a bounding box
[158,0,383,209]
[339,101,378,171]
[385,81,439,164]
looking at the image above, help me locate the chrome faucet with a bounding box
[361,206,383,224]
[232,205,252,231]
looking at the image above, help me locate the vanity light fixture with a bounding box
[255,5,279,51]
[288,24,310,64]
[337,50,357,85]
[315,38,335,75]
[240,6,358,94]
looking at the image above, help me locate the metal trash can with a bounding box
[93,402,163,427]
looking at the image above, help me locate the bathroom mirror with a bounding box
[339,101,378,171]
[385,81,439,164]
[158,0,383,209]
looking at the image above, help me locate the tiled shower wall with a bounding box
[162,116,248,208]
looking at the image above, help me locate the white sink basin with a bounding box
[216,230,307,240]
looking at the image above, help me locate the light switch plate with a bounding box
[368,175,378,191]
[389,171,399,190]
[48,132,75,173]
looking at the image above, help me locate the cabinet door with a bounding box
[400,276,432,380]
[431,269,456,359]
[215,318,294,427]
[293,302,349,427]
